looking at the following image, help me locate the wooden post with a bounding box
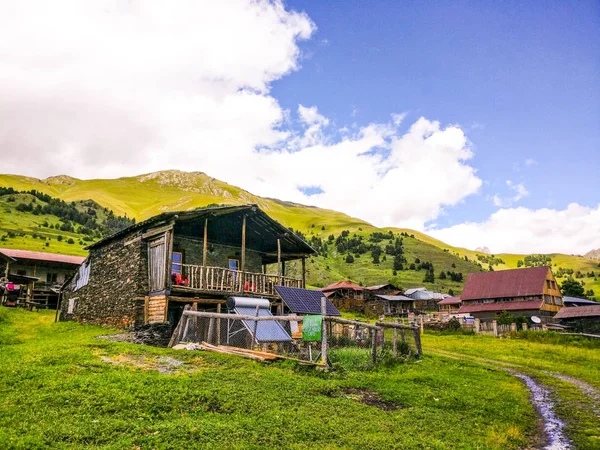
[216,304,221,346]
[321,296,329,367]
[371,327,378,365]
[393,321,398,358]
[301,257,306,288]
[522,322,528,331]
[419,315,424,335]
[412,326,422,358]
[492,320,498,337]
[277,238,282,285]
[510,322,517,333]
[241,215,246,289]
[202,218,208,267]
[474,318,480,334]
[252,304,259,348]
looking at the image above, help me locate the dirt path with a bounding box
[429,349,592,450]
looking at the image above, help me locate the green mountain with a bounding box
[1,170,598,298]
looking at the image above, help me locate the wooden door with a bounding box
[148,236,167,292]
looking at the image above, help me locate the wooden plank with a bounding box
[371,328,378,365]
[321,296,329,367]
[301,257,306,288]
[327,316,381,330]
[241,214,246,289]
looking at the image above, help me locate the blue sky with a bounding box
[2,0,599,253]
[276,0,600,228]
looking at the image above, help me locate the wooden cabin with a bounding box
[437,296,462,314]
[0,248,84,308]
[60,205,315,330]
[458,266,563,321]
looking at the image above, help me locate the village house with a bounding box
[59,205,317,330]
[404,287,449,312]
[321,281,410,317]
[0,248,84,308]
[321,281,365,312]
[437,296,462,314]
[457,266,564,321]
[553,304,600,333]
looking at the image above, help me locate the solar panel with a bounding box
[275,286,341,316]
[234,305,292,343]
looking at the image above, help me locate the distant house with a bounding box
[437,296,462,314]
[321,281,409,317]
[404,287,449,312]
[367,294,415,317]
[366,284,401,296]
[60,205,316,331]
[458,266,564,321]
[0,248,84,308]
[554,305,600,333]
[321,281,365,313]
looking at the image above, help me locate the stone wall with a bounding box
[61,228,149,328]
[173,235,263,273]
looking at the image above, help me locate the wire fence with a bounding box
[170,307,422,368]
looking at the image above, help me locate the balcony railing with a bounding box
[175,264,303,297]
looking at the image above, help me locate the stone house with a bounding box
[59,205,315,330]
[457,266,564,321]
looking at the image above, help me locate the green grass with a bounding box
[422,332,600,449]
[0,308,539,449]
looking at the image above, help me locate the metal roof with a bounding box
[563,296,599,306]
[321,280,363,291]
[458,300,544,313]
[85,204,315,264]
[438,296,462,305]
[404,287,426,296]
[0,248,85,265]
[275,286,341,316]
[0,250,16,263]
[460,267,550,301]
[374,294,414,302]
[554,305,600,319]
[234,305,292,343]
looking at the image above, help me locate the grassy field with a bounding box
[423,332,600,449]
[0,308,543,449]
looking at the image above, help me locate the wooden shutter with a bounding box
[148,236,166,292]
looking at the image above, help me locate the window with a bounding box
[67,297,77,314]
[74,259,91,291]
[171,252,182,275]
[47,273,58,283]
[228,259,239,271]
[544,294,552,304]
[17,269,26,276]
[554,296,563,306]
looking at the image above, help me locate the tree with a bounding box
[393,253,404,271]
[345,254,354,264]
[371,246,382,264]
[439,271,447,280]
[448,289,455,297]
[517,260,523,267]
[560,278,586,298]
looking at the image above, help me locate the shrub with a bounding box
[67,238,75,244]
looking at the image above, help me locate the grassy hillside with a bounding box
[1,171,598,298]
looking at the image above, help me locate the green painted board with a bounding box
[302,314,322,341]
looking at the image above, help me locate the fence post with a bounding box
[412,325,422,358]
[542,323,548,331]
[522,322,528,331]
[251,305,259,348]
[474,318,480,334]
[393,320,398,358]
[371,328,378,365]
[510,322,517,333]
[321,297,329,367]
[419,315,424,335]
[216,304,221,346]
[492,320,498,337]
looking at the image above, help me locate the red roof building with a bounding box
[458,267,564,321]
[437,296,462,313]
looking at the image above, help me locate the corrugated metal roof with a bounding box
[0,250,16,262]
[0,248,85,265]
[460,267,549,301]
[554,305,600,319]
[458,300,544,313]
[374,295,414,302]
[234,305,292,343]
[438,296,462,305]
[563,296,599,306]
[275,286,341,316]
[321,280,363,291]
[404,287,426,296]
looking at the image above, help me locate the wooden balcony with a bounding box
[172,264,303,298]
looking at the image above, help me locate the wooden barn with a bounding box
[458,266,564,321]
[553,304,600,333]
[59,205,316,330]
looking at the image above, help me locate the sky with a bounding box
[0,0,599,255]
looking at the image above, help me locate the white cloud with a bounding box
[492,180,529,207]
[391,112,407,126]
[525,158,537,166]
[0,0,483,232]
[430,203,600,255]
